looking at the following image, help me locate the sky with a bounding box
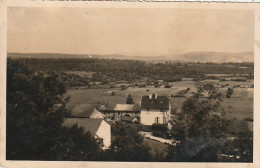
[7,7,254,56]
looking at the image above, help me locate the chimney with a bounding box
[155,93,158,99]
[149,94,152,99]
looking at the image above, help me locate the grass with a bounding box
[66,80,253,121]
[143,138,169,156]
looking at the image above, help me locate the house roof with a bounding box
[141,95,169,110]
[114,104,139,111]
[98,104,117,111]
[70,104,95,118]
[63,118,103,136]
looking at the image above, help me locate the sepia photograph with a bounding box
[1,2,259,167]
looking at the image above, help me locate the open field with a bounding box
[66,80,253,121]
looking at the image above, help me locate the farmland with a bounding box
[66,79,254,121]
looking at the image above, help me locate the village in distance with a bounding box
[6,53,254,162]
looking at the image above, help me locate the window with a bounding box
[163,117,166,124]
[124,114,130,117]
[155,117,159,124]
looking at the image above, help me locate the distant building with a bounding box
[157,80,164,84]
[98,104,118,121]
[140,94,171,126]
[98,103,140,122]
[63,104,111,148]
[114,104,140,119]
[63,118,111,148]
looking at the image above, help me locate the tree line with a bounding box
[12,58,254,83]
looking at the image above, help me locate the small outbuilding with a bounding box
[63,104,111,148]
[63,118,111,148]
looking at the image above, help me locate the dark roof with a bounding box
[70,104,95,117]
[98,104,117,111]
[141,95,169,110]
[63,118,103,136]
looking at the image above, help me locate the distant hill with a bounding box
[173,52,254,63]
[7,51,254,63]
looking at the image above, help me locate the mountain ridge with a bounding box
[7,51,254,63]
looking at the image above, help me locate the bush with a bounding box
[164,83,172,88]
[151,124,168,137]
[226,88,234,98]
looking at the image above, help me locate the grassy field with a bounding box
[66,80,253,121]
[143,138,169,157]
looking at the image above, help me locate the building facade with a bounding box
[98,103,140,122]
[140,94,171,126]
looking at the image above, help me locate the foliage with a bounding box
[48,125,104,161]
[166,81,234,162]
[151,123,168,138]
[182,81,232,139]
[170,120,186,141]
[10,58,254,84]
[220,132,253,162]
[6,59,103,160]
[226,87,234,98]
[164,83,172,88]
[105,122,152,161]
[126,93,134,104]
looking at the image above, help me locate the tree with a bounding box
[126,93,134,104]
[164,83,172,88]
[48,125,104,161]
[7,59,67,159]
[166,81,233,162]
[226,87,234,98]
[105,122,152,161]
[151,123,168,138]
[182,81,232,139]
[170,120,186,141]
[6,59,103,160]
[220,132,253,162]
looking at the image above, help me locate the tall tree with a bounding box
[126,93,134,104]
[6,59,103,160]
[226,87,234,98]
[166,81,233,161]
[105,122,152,161]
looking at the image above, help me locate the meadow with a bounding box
[66,80,254,121]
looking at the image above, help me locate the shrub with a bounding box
[151,124,168,137]
[226,88,234,98]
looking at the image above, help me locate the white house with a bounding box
[63,104,111,148]
[140,94,171,126]
[63,118,111,148]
